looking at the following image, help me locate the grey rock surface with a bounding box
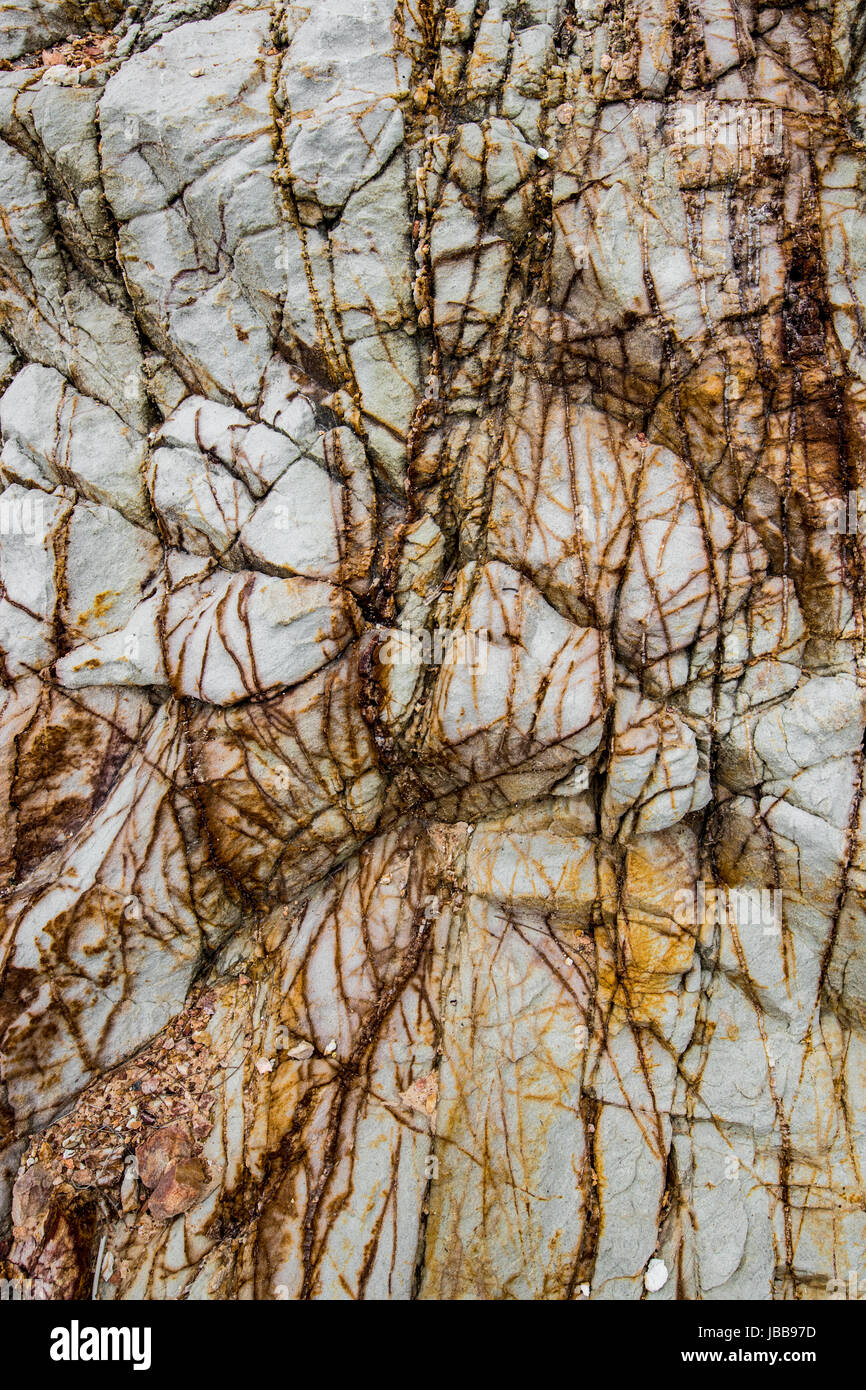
[0,0,864,1303]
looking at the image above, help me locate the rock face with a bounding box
[0,0,865,1303]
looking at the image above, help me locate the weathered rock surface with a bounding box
[0,0,865,1302]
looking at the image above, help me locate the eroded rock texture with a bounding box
[1,0,866,1302]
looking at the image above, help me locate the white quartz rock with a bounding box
[61,501,163,646]
[420,560,612,793]
[752,676,866,779]
[56,569,363,706]
[0,364,150,525]
[0,484,72,678]
[239,428,375,592]
[55,591,167,690]
[163,571,363,704]
[602,684,711,837]
[155,395,316,500]
[147,443,256,562]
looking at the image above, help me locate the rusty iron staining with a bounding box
[0,0,865,1302]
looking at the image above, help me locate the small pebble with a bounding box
[644,1257,669,1293]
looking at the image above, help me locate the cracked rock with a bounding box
[0,0,865,1306]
